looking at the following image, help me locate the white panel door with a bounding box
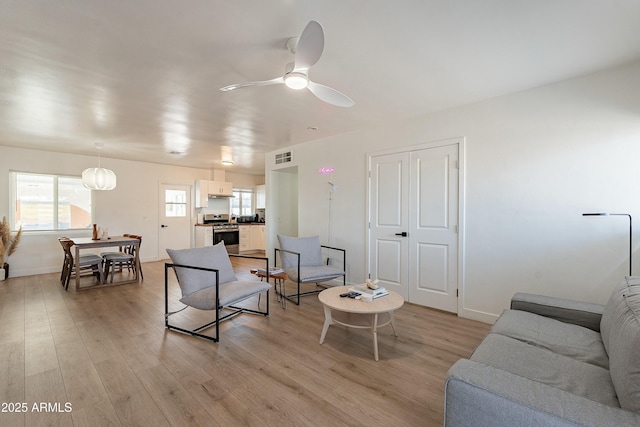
[159,183,192,259]
[369,152,410,299]
[409,145,459,311]
[368,142,460,313]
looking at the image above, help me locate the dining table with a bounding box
[70,235,141,291]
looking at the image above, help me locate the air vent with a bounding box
[275,151,292,165]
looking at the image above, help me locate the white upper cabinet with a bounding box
[208,181,233,197]
[195,180,208,208]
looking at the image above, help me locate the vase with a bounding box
[0,264,5,281]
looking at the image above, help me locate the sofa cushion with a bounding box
[491,309,609,369]
[167,243,237,297]
[471,333,619,408]
[600,276,640,413]
[179,280,271,310]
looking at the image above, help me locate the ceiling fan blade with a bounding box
[220,77,284,92]
[294,21,324,70]
[307,81,354,107]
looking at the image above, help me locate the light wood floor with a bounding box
[0,257,490,427]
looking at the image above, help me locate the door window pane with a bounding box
[165,189,187,217]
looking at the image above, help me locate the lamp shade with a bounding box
[82,167,117,190]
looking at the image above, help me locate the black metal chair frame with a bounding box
[164,254,270,342]
[274,245,346,305]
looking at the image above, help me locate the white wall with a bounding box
[0,146,213,277]
[266,60,640,323]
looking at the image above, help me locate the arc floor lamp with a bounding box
[583,213,632,276]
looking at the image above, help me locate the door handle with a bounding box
[395,232,408,237]
[161,224,169,228]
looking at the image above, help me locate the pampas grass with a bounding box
[0,216,22,265]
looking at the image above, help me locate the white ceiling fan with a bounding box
[220,21,354,108]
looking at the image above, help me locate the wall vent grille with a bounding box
[275,151,292,164]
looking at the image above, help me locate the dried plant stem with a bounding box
[7,227,22,257]
[0,216,22,264]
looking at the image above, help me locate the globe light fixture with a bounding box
[82,143,117,190]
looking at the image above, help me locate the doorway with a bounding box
[159,183,192,259]
[367,139,462,313]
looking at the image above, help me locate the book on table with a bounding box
[349,285,389,298]
[256,267,284,275]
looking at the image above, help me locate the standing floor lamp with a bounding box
[583,213,633,276]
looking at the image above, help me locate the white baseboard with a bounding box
[458,307,499,324]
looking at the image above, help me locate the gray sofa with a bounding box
[445,277,640,426]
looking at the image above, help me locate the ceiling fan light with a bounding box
[284,72,308,90]
[82,167,117,190]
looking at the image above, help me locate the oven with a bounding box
[203,214,239,254]
[212,223,239,254]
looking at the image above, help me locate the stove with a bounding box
[212,222,239,231]
[203,214,239,253]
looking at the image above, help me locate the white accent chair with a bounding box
[275,235,346,305]
[165,242,271,342]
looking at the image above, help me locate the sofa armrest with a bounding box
[445,359,640,427]
[510,292,604,332]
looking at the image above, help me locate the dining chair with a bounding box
[275,234,346,305]
[58,238,103,290]
[165,242,271,342]
[102,234,141,283]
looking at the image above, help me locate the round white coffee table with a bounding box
[318,286,404,361]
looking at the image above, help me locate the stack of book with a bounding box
[256,267,284,275]
[349,284,389,299]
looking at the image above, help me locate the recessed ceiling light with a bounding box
[220,159,235,166]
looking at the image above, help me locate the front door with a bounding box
[159,183,192,259]
[368,140,460,313]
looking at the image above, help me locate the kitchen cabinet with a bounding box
[195,225,213,247]
[195,180,208,208]
[208,180,233,197]
[239,224,265,252]
[255,184,266,209]
[251,225,265,250]
[239,226,251,252]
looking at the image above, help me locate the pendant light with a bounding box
[82,143,117,190]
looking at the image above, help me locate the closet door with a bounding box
[409,144,459,312]
[368,152,410,299]
[368,141,459,313]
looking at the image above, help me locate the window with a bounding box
[230,189,253,216]
[11,172,93,231]
[165,189,187,217]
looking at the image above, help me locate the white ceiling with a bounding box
[2,1,640,175]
